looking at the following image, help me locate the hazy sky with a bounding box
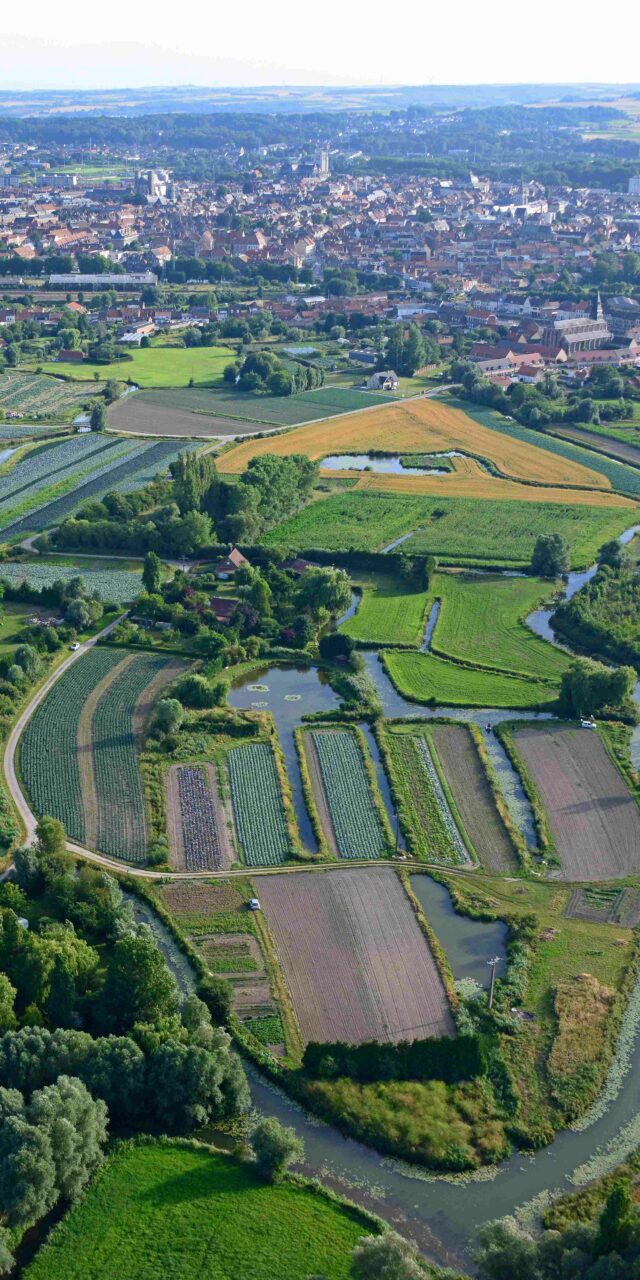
[0,0,637,89]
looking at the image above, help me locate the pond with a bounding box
[321,453,450,476]
[411,875,507,987]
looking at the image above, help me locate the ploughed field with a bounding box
[20,647,183,862]
[256,866,455,1045]
[514,725,640,880]
[429,724,519,872]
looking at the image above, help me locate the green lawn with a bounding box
[25,1140,369,1280]
[430,572,570,681]
[0,602,35,653]
[383,648,556,709]
[341,577,431,646]
[31,345,234,389]
[262,491,634,568]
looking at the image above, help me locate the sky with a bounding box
[0,0,637,90]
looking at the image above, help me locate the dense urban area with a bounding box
[0,80,640,1279]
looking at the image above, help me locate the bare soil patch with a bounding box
[257,866,454,1045]
[515,725,640,880]
[192,932,262,975]
[565,885,624,923]
[108,398,266,438]
[76,653,131,849]
[429,725,518,872]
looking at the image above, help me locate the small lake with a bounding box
[321,453,449,476]
[412,875,507,986]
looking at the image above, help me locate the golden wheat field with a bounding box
[347,462,635,507]
[217,398,609,490]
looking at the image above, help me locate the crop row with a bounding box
[227,742,291,866]
[384,731,467,865]
[311,728,386,859]
[0,439,175,539]
[0,434,120,506]
[93,653,174,862]
[0,561,144,603]
[19,648,128,843]
[176,765,223,871]
[0,373,97,416]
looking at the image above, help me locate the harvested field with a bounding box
[219,396,609,489]
[157,880,244,919]
[164,763,234,872]
[514,725,640,880]
[257,866,455,1045]
[429,725,518,872]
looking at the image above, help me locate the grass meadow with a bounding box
[341,577,431,646]
[383,648,557,709]
[33,344,234,389]
[25,1141,369,1280]
[262,490,634,566]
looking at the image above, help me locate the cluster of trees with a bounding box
[0,820,248,1267]
[552,547,640,672]
[558,656,636,719]
[224,349,325,396]
[452,360,636,431]
[53,449,319,557]
[302,1034,487,1086]
[531,533,570,578]
[384,323,439,377]
[476,1181,640,1280]
[214,453,318,543]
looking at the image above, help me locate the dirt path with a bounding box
[165,765,187,871]
[303,732,338,856]
[203,762,236,870]
[76,653,133,850]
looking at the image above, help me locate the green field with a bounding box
[262,490,635,567]
[341,577,431,646]
[311,728,388,858]
[383,648,557,708]
[133,384,397,425]
[25,1140,368,1280]
[430,572,570,681]
[20,648,128,843]
[34,344,234,389]
[228,742,293,865]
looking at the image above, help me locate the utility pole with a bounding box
[487,956,500,1009]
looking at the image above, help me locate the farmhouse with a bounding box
[209,596,238,624]
[365,370,399,391]
[213,547,249,579]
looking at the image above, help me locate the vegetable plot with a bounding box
[92,653,176,862]
[310,729,387,859]
[0,561,143,603]
[228,742,291,866]
[176,765,224,871]
[19,648,127,842]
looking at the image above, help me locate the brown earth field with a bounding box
[157,880,244,919]
[429,724,518,873]
[553,424,640,469]
[256,866,455,1045]
[514,725,640,880]
[108,397,268,438]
